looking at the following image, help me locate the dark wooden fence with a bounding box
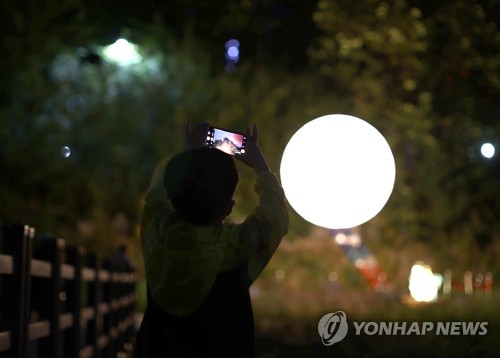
[0,223,136,357]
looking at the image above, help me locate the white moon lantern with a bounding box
[280,114,396,229]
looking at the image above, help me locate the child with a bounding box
[135,123,289,357]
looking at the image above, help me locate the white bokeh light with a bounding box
[102,39,142,66]
[60,146,71,158]
[280,114,396,229]
[480,142,495,159]
[408,262,443,302]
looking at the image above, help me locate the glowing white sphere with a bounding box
[280,114,396,229]
[480,142,495,159]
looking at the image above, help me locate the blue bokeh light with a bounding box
[225,39,240,49]
[227,46,239,59]
[225,39,240,68]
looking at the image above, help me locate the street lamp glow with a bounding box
[481,142,495,159]
[102,39,142,66]
[280,114,396,229]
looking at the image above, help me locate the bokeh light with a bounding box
[480,142,495,159]
[225,39,240,49]
[60,146,71,158]
[280,114,396,229]
[225,38,240,64]
[227,46,240,60]
[275,269,285,281]
[408,262,443,302]
[102,39,142,66]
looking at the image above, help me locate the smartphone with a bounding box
[205,126,246,156]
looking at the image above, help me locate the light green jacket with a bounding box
[140,158,289,316]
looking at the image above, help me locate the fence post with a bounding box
[34,235,64,358]
[86,252,101,357]
[64,246,84,357]
[121,269,136,354]
[1,224,34,358]
[102,257,115,358]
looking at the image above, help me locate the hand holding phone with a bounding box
[205,126,246,156]
[235,125,270,174]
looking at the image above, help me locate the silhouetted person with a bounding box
[135,123,289,357]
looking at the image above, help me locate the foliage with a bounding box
[0,1,324,270]
[310,0,500,253]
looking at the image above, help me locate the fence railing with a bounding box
[0,223,136,358]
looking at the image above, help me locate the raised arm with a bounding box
[235,124,270,175]
[234,125,289,281]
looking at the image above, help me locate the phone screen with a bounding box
[206,127,246,155]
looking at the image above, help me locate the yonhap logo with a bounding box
[318,310,488,347]
[318,311,349,345]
